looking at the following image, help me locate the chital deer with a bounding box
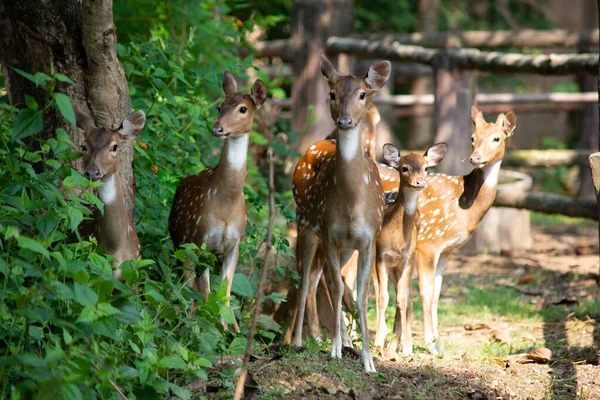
[168,72,266,330]
[76,109,146,278]
[372,142,447,357]
[414,107,516,354]
[291,54,390,373]
[287,102,382,345]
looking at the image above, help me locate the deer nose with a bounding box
[212,123,225,137]
[470,152,482,165]
[337,117,353,129]
[85,166,101,181]
[415,178,426,188]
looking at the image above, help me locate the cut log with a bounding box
[494,191,598,220]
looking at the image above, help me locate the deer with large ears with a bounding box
[372,142,447,357]
[291,54,391,373]
[76,109,146,278]
[413,106,516,354]
[168,72,267,330]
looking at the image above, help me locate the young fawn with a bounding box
[375,107,517,354]
[76,109,146,278]
[168,72,266,330]
[415,107,516,354]
[373,142,447,357]
[292,54,390,373]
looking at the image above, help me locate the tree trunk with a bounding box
[0,0,135,217]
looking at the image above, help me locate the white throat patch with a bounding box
[337,123,362,161]
[98,173,117,205]
[482,161,502,187]
[402,187,419,215]
[226,134,249,171]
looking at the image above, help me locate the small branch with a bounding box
[91,362,128,400]
[233,148,276,400]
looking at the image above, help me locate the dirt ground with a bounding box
[211,217,600,399]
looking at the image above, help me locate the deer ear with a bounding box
[119,110,146,140]
[319,53,340,84]
[424,142,447,167]
[365,61,391,90]
[471,106,485,127]
[502,111,517,137]
[74,106,96,132]
[222,71,238,96]
[382,143,400,168]
[250,79,267,109]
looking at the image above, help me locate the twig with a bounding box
[91,362,128,400]
[233,148,276,400]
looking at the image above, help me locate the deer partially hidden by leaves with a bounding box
[76,109,146,278]
[168,72,267,330]
[372,142,447,357]
[291,54,391,373]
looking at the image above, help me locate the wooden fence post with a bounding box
[432,51,475,175]
[291,0,354,153]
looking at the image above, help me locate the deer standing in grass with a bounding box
[76,109,146,278]
[374,107,517,354]
[292,54,390,373]
[372,142,447,357]
[168,72,266,330]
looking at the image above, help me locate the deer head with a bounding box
[319,54,391,130]
[212,71,267,139]
[469,106,516,168]
[382,143,447,190]
[76,109,146,181]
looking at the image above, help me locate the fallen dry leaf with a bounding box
[464,323,491,331]
[525,347,552,363]
[491,329,511,343]
[518,274,536,285]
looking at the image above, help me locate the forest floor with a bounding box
[210,214,600,399]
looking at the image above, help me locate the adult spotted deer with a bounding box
[372,142,447,357]
[76,109,146,278]
[291,54,390,373]
[414,107,516,354]
[168,72,266,329]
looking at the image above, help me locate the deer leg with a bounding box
[221,243,241,332]
[373,255,389,348]
[292,229,318,347]
[418,248,439,355]
[322,242,343,360]
[341,252,358,343]
[431,253,449,354]
[391,256,414,356]
[357,240,376,373]
[306,257,323,342]
[338,249,355,348]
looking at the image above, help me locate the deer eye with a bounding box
[359,92,366,100]
[401,166,409,173]
[471,137,475,142]
[493,136,500,142]
[80,144,88,152]
[217,106,221,113]
[329,92,335,101]
[239,106,247,114]
[111,144,118,152]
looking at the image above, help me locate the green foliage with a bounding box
[0,2,293,398]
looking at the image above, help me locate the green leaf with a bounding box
[96,302,121,317]
[54,73,75,85]
[92,316,118,337]
[118,366,139,381]
[62,383,83,400]
[227,337,247,355]
[66,206,84,232]
[193,358,212,368]
[24,95,38,110]
[76,306,95,323]
[54,93,75,125]
[17,236,49,258]
[74,282,98,307]
[231,272,255,298]
[12,108,43,142]
[145,288,168,304]
[158,355,187,370]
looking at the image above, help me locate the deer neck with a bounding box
[335,122,365,187]
[214,134,249,195]
[96,172,131,248]
[387,186,420,245]
[459,160,502,219]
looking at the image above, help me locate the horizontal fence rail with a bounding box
[494,191,598,220]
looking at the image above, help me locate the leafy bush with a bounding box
[0,2,294,398]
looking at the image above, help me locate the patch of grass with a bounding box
[530,212,590,227]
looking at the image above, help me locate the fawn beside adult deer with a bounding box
[291,54,390,373]
[168,72,266,331]
[77,108,146,279]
